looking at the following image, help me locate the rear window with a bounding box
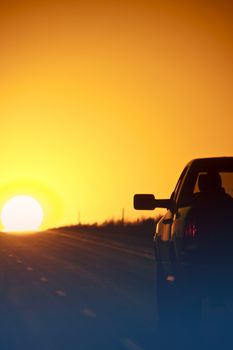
[177,159,233,207]
[194,172,233,198]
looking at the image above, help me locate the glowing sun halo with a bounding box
[1,195,44,232]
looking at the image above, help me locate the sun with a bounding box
[1,195,44,232]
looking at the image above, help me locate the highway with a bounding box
[0,229,157,350]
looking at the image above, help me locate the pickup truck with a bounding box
[134,157,233,330]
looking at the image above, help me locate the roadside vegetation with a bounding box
[50,218,161,246]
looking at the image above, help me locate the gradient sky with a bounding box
[0,0,232,228]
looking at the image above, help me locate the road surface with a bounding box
[0,229,157,350]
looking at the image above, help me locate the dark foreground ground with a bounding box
[0,224,233,350]
[0,224,157,350]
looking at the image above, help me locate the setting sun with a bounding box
[1,195,44,232]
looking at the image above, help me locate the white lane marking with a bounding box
[40,277,48,283]
[26,267,34,271]
[8,254,13,257]
[121,338,144,350]
[55,290,67,297]
[17,259,22,264]
[81,308,97,318]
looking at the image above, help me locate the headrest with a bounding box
[198,172,222,193]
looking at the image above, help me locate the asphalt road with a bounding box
[0,229,157,350]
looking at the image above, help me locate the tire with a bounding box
[156,263,202,335]
[156,263,178,327]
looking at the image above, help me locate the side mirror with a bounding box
[134,194,175,211]
[134,194,156,210]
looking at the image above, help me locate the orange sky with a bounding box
[0,0,232,228]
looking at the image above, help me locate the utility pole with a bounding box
[78,212,81,225]
[122,208,125,226]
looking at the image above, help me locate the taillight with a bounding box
[185,222,198,238]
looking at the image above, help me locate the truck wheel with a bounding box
[156,264,202,334]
